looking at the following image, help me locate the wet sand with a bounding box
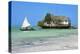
[11,29,78,53]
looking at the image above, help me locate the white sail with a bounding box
[21,17,30,28]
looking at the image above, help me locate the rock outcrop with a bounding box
[38,13,71,28]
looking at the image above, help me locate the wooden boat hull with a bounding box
[20,27,35,31]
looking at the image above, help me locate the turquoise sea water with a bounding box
[11,28,78,43]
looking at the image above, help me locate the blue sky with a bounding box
[10,1,78,27]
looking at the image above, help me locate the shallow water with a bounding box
[11,29,78,53]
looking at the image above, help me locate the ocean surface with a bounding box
[11,28,78,53]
